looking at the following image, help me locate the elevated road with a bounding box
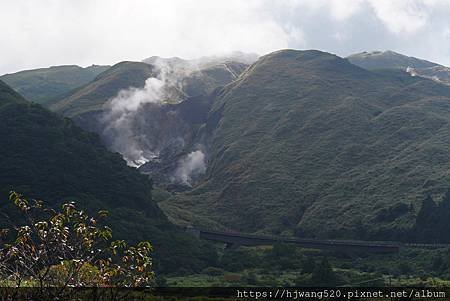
[188,228,450,254]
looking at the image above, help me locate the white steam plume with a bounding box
[173,150,207,186]
[101,58,198,167]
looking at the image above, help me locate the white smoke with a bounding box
[406,66,417,76]
[101,59,198,167]
[173,150,206,186]
[101,54,249,168]
[102,77,165,167]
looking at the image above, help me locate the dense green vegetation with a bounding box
[0,79,216,275]
[166,243,450,287]
[412,189,450,243]
[1,65,109,104]
[49,61,156,118]
[347,50,438,70]
[1,192,154,291]
[161,49,450,241]
[348,50,450,85]
[175,61,248,97]
[49,59,247,118]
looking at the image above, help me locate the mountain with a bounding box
[44,58,249,173]
[0,65,109,104]
[49,59,247,132]
[137,94,214,185]
[347,50,438,70]
[160,49,450,241]
[347,50,450,85]
[142,56,249,100]
[49,61,156,118]
[0,79,216,274]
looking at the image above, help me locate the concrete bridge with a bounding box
[187,228,403,254]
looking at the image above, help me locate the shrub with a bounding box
[0,192,154,298]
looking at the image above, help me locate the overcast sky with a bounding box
[1,0,450,75]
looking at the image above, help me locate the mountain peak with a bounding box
[261,49,337,62]
[245,49,372,82]
[347,50,439,70]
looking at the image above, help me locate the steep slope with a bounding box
[347,50,450,85]
[0,80,215,274]
[51,59,248,122]
[50,61,156,118]
[137,94,214,185]
[181,61,248,96]
[1,65,109,104]
[347,50,438,70]
[142,55,252,97]
[161,49,450,241]
[46,58,249,174]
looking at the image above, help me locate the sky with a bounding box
[1,0,450,75]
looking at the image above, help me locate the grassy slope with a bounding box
[181,61,248,97]
[1,65,109,104]
[0,79,215,274]
[49,61,155,117]
[161,49,450,240]
[346,50,438,70]
[348,51,450,86]
[50,60,247,120]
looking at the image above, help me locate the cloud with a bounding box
[1,0,450,74]
[0,0,288,74]
[367,0,429,34]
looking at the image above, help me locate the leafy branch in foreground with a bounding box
[0,192,154,288]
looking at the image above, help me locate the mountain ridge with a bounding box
[160,49,450,241]
[0,79,216,274]
[1,64,109,104]
[347,50,450,85]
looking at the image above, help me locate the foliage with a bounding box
[201,267,224,276]
[412,190,450,242]
[0,192,154,290]
[310,257,337,286]
[162,49,450,241]
[0,80,218,275]
[347,50,438,70]
[49,62,156,117]
[1,65,109,104]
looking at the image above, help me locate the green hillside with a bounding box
[46,59,249,163]
[0,79,215,274]
[49,61,156,117]
[348,51,450,86]
[1,65,109,104]
[50,59,247,123]
[181,61,248,97]
[347,50,438,70]
[161,49,450,241]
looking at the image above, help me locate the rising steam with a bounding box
[101,58,197,167]
[173,150,207,186]
[100,54,251,184]
[102,77,165,167]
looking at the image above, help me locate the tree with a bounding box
[414,192,450,243]
[414,195,439,242]
[0,192,154,299]
[310,257,337,286]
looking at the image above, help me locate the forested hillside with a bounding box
[161,50,450,241]
[0,79,215,274]
[1,65,109,104]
